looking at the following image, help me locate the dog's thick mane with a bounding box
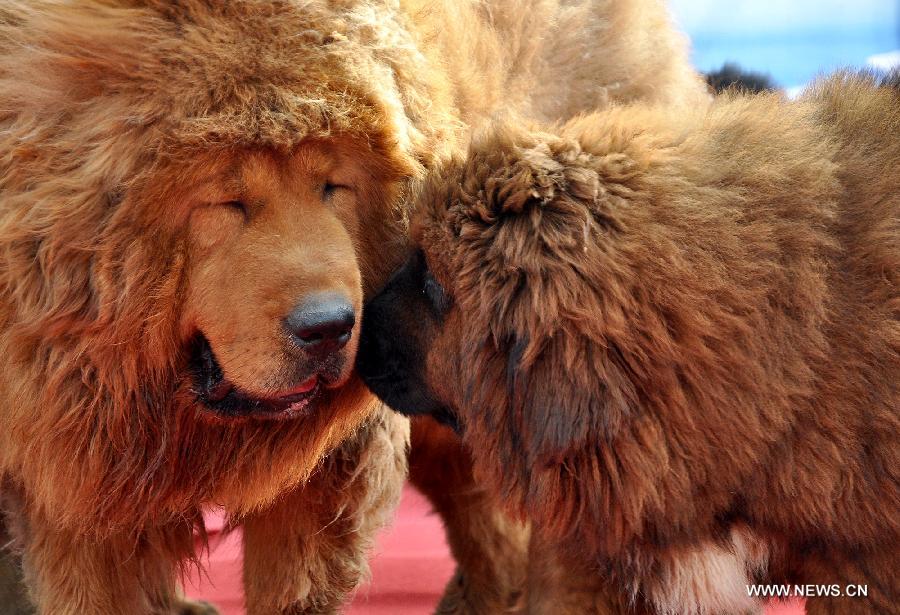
[0,0,456,536]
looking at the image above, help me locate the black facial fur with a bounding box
[356,252,459,430]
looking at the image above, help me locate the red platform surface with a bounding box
[185,485,805,614]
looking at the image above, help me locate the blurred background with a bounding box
[671,0,900,95]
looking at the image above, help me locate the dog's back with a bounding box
[589,70,900,546]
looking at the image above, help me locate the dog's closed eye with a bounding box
[423,270,452,318]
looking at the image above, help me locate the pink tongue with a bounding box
[281,376,318,397]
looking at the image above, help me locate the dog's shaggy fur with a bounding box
[359,73,900,614]
[0,1,707,613]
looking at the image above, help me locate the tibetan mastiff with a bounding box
[359,73,900,614]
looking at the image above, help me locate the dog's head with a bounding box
[0,0,463,427]
[358,118,653,511]
[176,140,402,419]
[0,0,471,527]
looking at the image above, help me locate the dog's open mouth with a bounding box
[190,335,320,419]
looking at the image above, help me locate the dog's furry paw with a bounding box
[435,569,525,614]
[173,599,220,615]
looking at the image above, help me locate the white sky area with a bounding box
[669,0,899,38]
[868,49,900,68]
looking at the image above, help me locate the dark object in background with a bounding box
[882,68,900,90]
[706,62,778,93]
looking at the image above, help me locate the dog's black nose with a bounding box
[285,293,355,355]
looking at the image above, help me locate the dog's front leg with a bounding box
[408,416,531,615]
[242,406,408,615]
[525,530,654,615]
[13,512,206,615]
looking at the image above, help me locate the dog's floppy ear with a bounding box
[456,120,645,470]
[465,128,640,464]
[504,332,638,467]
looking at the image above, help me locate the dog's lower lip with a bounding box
[191,334,326,418]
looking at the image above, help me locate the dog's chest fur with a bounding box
[637,527,769,615]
